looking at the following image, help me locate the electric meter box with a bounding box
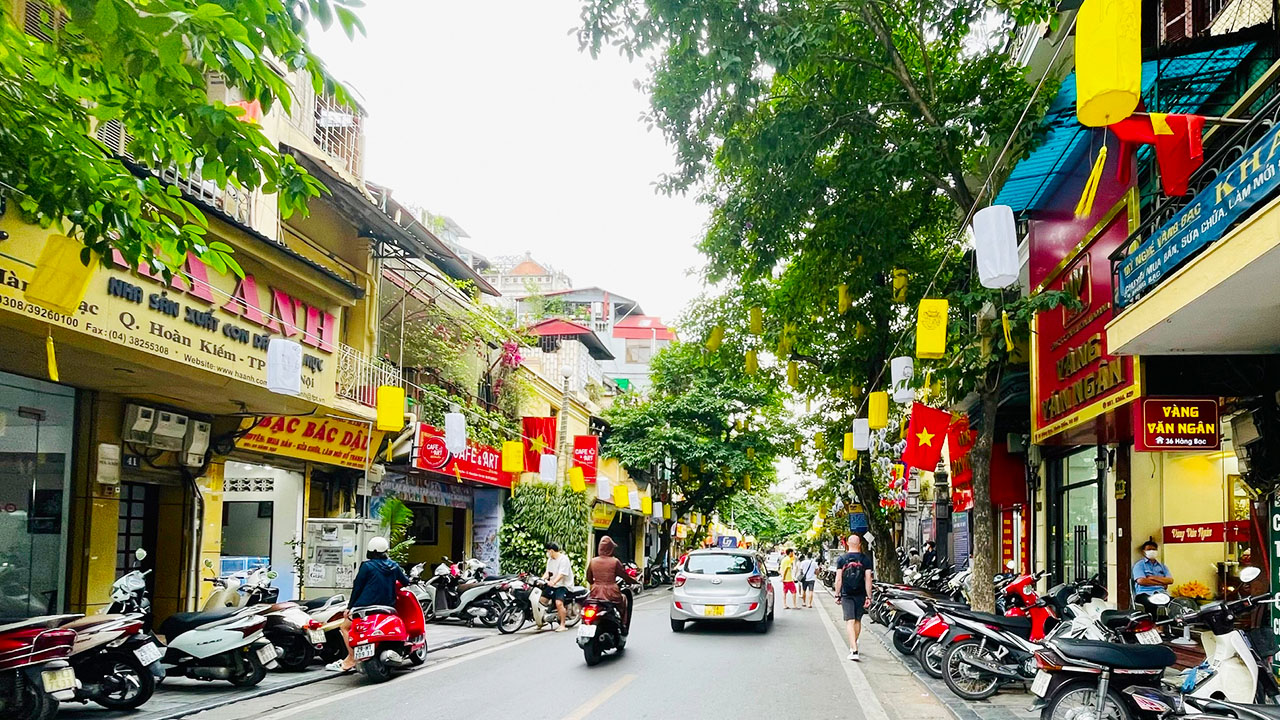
[151,411,188,451]
[123,405,157,445]
[182,420,211,467]
[302,518,382,600]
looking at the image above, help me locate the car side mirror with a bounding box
[768,570,780,578]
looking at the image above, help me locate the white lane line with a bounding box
[817,594,890,720]
[258,632,544,720]
[559,673,636,720]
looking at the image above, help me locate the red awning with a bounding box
[612,315,676,341]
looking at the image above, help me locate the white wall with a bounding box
[223,461,305,601]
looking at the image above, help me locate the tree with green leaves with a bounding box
[376,497,415,565]
[0,0,365,276]
[580,0,1061,609]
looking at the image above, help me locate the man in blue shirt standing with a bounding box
[1133,540,1174,595]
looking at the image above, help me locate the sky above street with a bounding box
[310,0,709,323]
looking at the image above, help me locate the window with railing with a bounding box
[336,344,402,407]
[313,93,362,178]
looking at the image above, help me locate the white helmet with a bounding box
[367,536,390,554]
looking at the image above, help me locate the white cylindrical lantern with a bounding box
[891,356,915,403]
[973,205,1019,289]
[539,453,558,484]
[652,501,663,518]
[597,476,612,502]
[444,407,467,455]
[628,489,641,510]
[266,339,302,396]
[852,418,870,451]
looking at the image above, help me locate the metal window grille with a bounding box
[313,94,362,177]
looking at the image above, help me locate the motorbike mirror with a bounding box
[267,571,279,580]
[1147,592,1172,606]
[203,558,214,570]
[1006,560,1016,570]
[135,548,148,562]
[1240,566,1262,583]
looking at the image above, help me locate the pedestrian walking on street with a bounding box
[796,553,817,608]
[780,548,798,609]
[834,534,874,661]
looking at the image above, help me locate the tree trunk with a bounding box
[968,380,1000,613]
[852,474,902,583]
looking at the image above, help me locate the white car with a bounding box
[670,549,776,633]
[765,551,782,573]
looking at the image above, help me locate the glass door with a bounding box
[0,372,75,617]
[1055,449,1104,584]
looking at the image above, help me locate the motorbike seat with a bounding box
[1053,638,1175,670]
[1197,699,1280,720]
[349,605,397,619]
[299,596,339,610]
[458,582,482,592]
[951,608,1032,632]
[1099,609,1144,629]
[569,586,589,599]
[159,607,244,639]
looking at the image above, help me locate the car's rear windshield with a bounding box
[685,553,755,575]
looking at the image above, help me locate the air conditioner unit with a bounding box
[182,420,211,467]
[151,411,188,451]
[123,405,157,445]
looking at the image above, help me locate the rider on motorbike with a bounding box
[326,537,412,672]
[585,536,632,633]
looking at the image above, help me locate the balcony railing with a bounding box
[336,344,402,407]
[1110,82,1280,307]
[158,166,253,226]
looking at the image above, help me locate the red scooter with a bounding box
[347,586,428,683]
[0,614,80,720]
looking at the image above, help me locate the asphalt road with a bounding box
[191,583,880,720]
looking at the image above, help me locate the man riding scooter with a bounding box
[326,537,412,673]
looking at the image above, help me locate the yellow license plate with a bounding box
[704,605,725,616]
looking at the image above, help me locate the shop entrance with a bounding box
[0,372,75,617]
[595,512,635,564]
[117,482,158,597]
[1049,448,1106,584]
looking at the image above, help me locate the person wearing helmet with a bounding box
[326,537,412,672]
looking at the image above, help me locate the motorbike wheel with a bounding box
[497,604,526,635]
[563,602,581,628]
[473,599,501,628]
[228,650,267,688]
[914,639,946,679]
[320,633,346,663]
[84,649,156,710]
[13,682,57,720]
[273,635,315,672]
[942,639,1002,701]
[407,635,428,666]
[583,642,603,667]
[1041,679,1131,720]
[892,626,916,656]
[359,657,392,683]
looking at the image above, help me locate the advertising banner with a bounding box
[572,435,599,483]
[1133,397,1221,451]
[413,423,511,488]
[1163,520,1249,543]
[373,473,472,509]
[236,416,379,470]
[1118,122,1280,307]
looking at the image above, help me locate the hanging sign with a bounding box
[413,423,511,488]
[373,474,472,509]
[591,503,617,529]
[1031,190,1141,443]
[1118,122,1280,307]
[1163,520,1249,544]
[572,435,599,483]
[236,416,379,470]
[1133,397,1221,451]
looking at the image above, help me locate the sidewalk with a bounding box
[59,623,493,720]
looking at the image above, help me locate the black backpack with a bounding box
[841,555,867,593]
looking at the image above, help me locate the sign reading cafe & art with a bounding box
[0,222,340,405]
[1118,122,1280,306]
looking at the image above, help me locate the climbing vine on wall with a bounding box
[499,483,589,580]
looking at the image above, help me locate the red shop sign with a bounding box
[1163,520,1249,544]
[572,435,599,483]
[413,423,511,489]
[1133,397,1220,452]
[1031,190,1141,444]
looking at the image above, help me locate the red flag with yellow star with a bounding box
[901,403,951,472]
[522,416,557,469]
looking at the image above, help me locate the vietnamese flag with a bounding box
[522,416,557,469]
[901,403,952,472]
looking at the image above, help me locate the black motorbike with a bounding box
[576,582,634,666]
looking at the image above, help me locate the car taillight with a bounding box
[582,606,598,625]
[748,603,758,611]
[748,575,764,589]
[674,575,686,588]
[674,602,683,609]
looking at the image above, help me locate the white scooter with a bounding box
[420,563,504,626]
[298,594,349,664]
[1172,566,1279,704]
[496,574,585,634]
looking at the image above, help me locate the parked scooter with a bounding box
[577,580,635,666]
[299,594,349,664]
[237,567,327,672]
[347,585,428,683]
[0,614,78,720]
[497,574,586,634]
[420,563,504,627]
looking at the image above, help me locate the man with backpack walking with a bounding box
[833,534,874,661]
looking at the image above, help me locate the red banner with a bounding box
[1163,520,1250,544]
[948,415,975,512]
[413,423,511,488]
[572,435,599,483]
[521,416,557,470]
[902,404,951,472]
[1134,397,1221,452]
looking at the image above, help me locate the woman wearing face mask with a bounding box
[1133,540,1174,596]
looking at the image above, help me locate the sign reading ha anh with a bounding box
[1118,122,1280,307]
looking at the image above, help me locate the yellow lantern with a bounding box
[794,438,802,453]
[814,432,825,450]
[869,391,889,429]
[569,466,587,493]
[837,284,850,314]
[855,322,867,340]
[744,474,752,491]
[745,350,758,375]
[787,360,799,388]
[612,484,630,507]
[376,386,407,432]
[501,441,525,473]
[663,504,672,520]
[641,496,653,515]
[916,298,949,359]
[705,325,725,352]
[842,433,857,462]
[25,234,96,315]
[681,465,691,481]
[1076,0,1141,127]
[749,307,763,335]
[891,269,908,303]
[850,384,862,399]
[747,447,756,460]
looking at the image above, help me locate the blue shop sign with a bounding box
[848,513,869,532]
[1117,122,1280,307]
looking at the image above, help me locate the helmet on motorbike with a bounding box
[366,536,390,558]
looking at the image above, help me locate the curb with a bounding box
[151,635,485,720]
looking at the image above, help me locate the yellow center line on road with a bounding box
[559,673,636,720]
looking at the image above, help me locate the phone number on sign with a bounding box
[0,294,80,328]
